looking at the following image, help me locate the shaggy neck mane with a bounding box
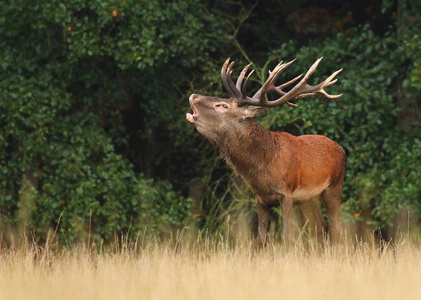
[214,118,279,176]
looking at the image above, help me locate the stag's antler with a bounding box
[221,57,342,107]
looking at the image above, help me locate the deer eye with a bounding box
[216,103,229,109]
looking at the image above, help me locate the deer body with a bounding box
[186,58,346,245]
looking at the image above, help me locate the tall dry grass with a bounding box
[0,233,420,300]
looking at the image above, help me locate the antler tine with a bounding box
[307,67,343,99]
[221,58,258,105]
[296,57,342,99]
[221,57,341,107]
[251,58,296,102]
[228,61,235,74]
[252,57,342,107]
[302,57,323,81]
[236,62,253,90]
[239,68,254,97]
[265,61,285,87]
[221,58,234,97]
[252,59,290,99]
[263,59,297,94]
[221,58,241,98]
[278,73,303,91]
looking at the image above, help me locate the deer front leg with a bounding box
[256,201,270,247]
[282,196,294,246]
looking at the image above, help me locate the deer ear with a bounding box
[243,105,265,118]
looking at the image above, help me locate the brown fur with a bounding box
[187,94,346,246]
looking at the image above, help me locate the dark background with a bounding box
[0,0,419,245]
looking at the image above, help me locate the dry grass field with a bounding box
[1,234,420,300]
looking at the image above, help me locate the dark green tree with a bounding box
[0,0,419,245]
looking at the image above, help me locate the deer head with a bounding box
[186,57,342,141]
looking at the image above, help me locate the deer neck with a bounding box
[215,118,279,176]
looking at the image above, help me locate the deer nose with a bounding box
[189,94,199,102]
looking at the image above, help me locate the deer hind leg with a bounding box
[322,185,343,244]
[300,197,327,243]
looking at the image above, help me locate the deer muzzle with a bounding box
[186,94,199,123]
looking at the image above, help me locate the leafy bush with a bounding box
[0,0,419,243]
[0,0,213,243]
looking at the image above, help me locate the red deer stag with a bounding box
[186,57,346,246]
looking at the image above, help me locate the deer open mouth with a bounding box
[186,95,199,123]
[186,107,198,123]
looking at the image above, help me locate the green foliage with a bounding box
[0,0,216,242]
[404,34,421,90]
[0,0,420,243]
[0,66,192,241]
